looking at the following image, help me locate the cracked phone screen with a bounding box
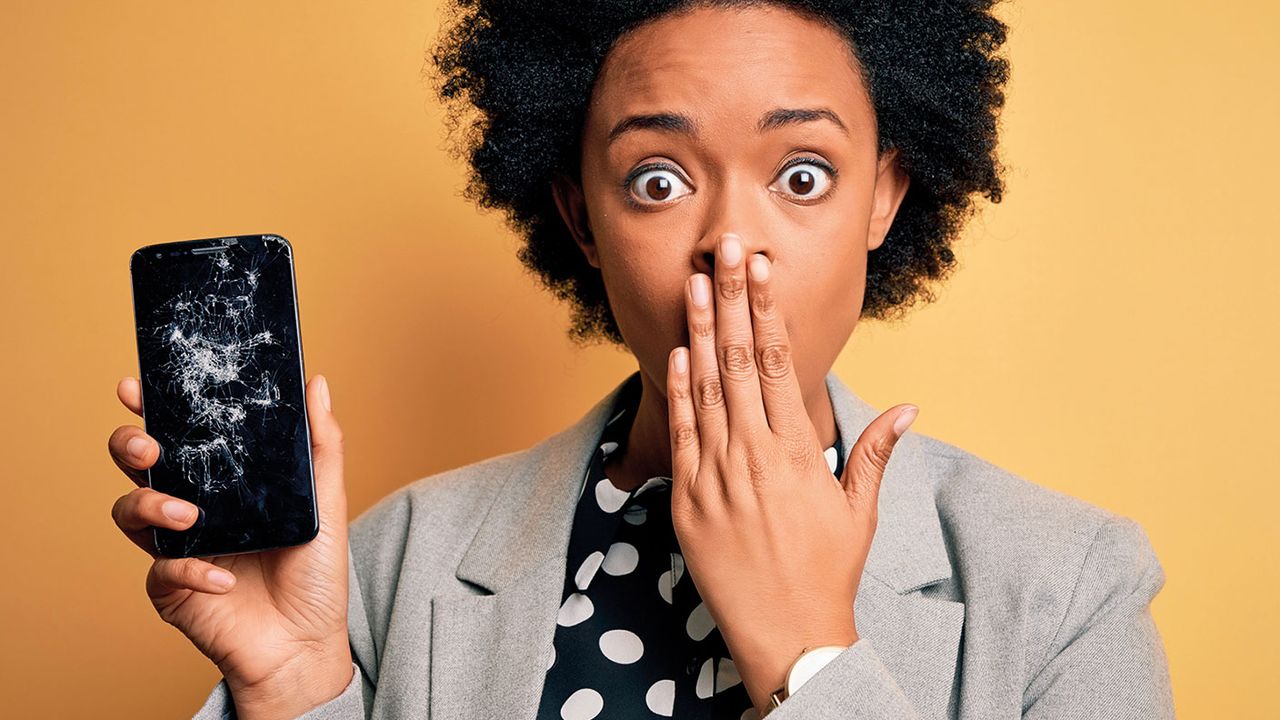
[130,235,317,558]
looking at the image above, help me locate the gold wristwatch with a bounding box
[761,644,849,716]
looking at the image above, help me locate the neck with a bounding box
[604,367,838,493]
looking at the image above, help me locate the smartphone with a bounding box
[129,234,318,558]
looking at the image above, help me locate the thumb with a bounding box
[840,404,918,513]
[307,374,348,534]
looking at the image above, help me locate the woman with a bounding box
[107,1,1174,718]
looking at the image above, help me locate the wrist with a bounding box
[228,645,354,720]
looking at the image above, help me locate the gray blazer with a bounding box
[194,371,1174,719]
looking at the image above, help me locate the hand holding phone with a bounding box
[111,234,356,715]
[109,373,355,715]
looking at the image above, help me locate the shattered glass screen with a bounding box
[131,236,316,557]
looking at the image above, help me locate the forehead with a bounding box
[587,4,871,136]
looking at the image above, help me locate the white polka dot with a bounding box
[599,629,644,664]
[715,657,742,693]
[575,551,604,590]
[623,504,647,525]
[547,643,556,669]
[645,679,675,717]
[658,572,674,604]
[602,542,639,576]
[600,441,619,456]
[560,687,603,720]
[695,658,715,698]
[636,476,669,496]
[557,592,594,626]
[595,478,629,513]
[825,446,838,474]
[687,601,716,641]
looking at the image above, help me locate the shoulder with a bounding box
[349,443,532,554]
[916,427,1157,568]
[345,443,538,599]
[909,431,1165,669]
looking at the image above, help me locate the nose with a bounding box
[689,177,776,276]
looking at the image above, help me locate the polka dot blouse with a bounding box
[535,375,846,720]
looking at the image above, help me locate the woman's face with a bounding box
[554,2,909,401]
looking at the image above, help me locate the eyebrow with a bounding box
[606,107,850,145]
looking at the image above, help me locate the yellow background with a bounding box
[2,1,1275,717]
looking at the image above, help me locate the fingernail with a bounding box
[749,254,769,282]
[208,569,235,589]
[720,235,743,266]
[319,375,332,412]
[127,436,149,459]
[673,347,688,374]
[690,275,710,307]
[892,406,919,437]
[162,500,194,522]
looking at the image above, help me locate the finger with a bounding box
[686,272,728,457]
[108,425,160,488]
[746,252,811,450]
[117,376,143,417]
[307,374,349,540]
[111,487,202,557]
[666,346,702,494]
[147,556,237,599]
[712,233,768,440]
[841,404,919,513]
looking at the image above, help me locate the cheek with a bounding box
[775,248,865,341]
[598,245,688,335]
[600,235,675,295]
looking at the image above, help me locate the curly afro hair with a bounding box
[428,0,1010,348]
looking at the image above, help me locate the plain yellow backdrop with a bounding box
[1,1,1275,717]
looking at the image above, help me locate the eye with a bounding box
[624,163,693,206]
[771,157,836,202]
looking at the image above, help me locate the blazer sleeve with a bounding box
[1021,515,1174,718]
[190,542,377,720]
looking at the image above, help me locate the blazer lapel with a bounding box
[826,371,965,716]
[428,376,631,720]
[428,371,962,719]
